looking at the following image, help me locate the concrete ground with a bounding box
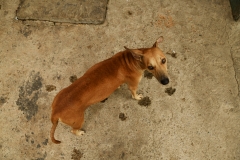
[0,0,240,160]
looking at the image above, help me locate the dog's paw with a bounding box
[77,130,85,136]
[132,94,143,100]
[71,129,85,136]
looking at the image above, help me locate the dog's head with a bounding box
[124,36,169,85]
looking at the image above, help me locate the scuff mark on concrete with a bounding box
[16,71,43,121]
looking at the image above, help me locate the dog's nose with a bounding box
[160,77,169,85]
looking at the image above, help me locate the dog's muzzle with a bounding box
[160,77,169,85]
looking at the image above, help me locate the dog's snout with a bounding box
[160,77,169,85]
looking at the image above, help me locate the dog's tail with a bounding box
[50,116,61,144]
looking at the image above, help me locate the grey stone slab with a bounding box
[16,0,108,24]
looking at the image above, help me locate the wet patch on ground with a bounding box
[138,96,151,107]
[119,113,127,121]
[165,87,176,96]
[45,85,56,92]
[16,71,43,121]
[144,70,153,79]
[69,75,78,83]
[71,148,83,160]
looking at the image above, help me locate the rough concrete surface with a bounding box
[0,0,240,160]
[16,0,108,24]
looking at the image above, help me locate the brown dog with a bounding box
[50,36,169,144]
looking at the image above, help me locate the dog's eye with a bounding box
[161,58,166,64]
[148,66,154,70]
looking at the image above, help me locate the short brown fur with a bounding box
[50,36,169,144]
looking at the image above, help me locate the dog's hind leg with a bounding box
[70,113,85,136]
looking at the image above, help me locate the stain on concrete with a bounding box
[53,74,61,80]
[167,50,177,58]
[119,152,125,159]
[0,96,7,106]
[144,70,153,79]
[98,142,125,159]
[36,152,47,160]
[45,85,56,92]
[127,11,133,16]
[156,14,174,28]
[119,113,127,121]
[69,75,78,83]
[25,134,30,142]
[165,87,176,96]
[20,26,32,38]
[138,96,151,107]
[71,148,83,160]
[16,71,43,121]
[42,139,48,145]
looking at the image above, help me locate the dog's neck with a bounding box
[122,50,145,73]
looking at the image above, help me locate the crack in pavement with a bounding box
[230,46,240,97]
[225,20,240,97]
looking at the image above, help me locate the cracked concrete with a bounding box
[231,48,240,96]
[0,0,240,160]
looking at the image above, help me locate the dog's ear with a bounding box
[124,46,143,61]
[153,36,164,47]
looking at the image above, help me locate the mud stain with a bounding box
[20,26,32,38]
[45,85,56,92]
[144,70,153,79]
[156,14,174,28]
[36,152,47,160]
[16,71,43,121]
[127,10,133,16]
[70,75,78,83]
[165,87,176,96]
[71,148,83,160]
[0,96,7,106]
[119,113,127,121]
[42,139,48,145]
[138,96,151,107]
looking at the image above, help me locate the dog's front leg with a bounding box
[131,89,143,100]
[127,82,143,100]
